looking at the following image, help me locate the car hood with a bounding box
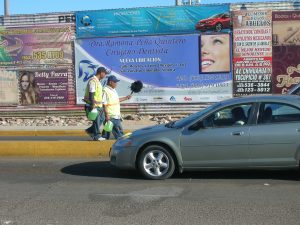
[199,18,215,23]
[131,124,173,137]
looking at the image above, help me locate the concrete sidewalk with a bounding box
[0,120,156,157]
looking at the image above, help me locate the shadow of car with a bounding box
[60,161,300,181]
[110,95,300,180]
[195,13,231,32]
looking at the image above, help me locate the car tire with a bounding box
[215,23,223,32]
[138,145,175,180]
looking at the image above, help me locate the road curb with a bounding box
[0,130,84,136]
[0,130,131,136]
[0,140,114,157]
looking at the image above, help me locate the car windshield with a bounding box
[208,13,223,19]
[171,102,220,128]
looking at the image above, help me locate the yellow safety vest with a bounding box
[103,86,120,117]
[83,76,103,107]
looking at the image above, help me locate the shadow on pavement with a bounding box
[175,170,300,181]
[61,160,300,181]
[61,161,142,179]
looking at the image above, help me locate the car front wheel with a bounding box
[215,22,223,32]
[138,145,175,180]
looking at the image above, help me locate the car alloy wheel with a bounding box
[138,145,175,180]
[215,23,223,32]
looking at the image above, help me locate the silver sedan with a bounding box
[110,95,300,179]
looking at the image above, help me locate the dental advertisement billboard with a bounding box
[75,34,232,104]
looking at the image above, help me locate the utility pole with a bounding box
[4,0,10,16]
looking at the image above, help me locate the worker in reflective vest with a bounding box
[102,75,132,139]
[84,67,108,141]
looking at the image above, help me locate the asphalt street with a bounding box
[0,158,300,225]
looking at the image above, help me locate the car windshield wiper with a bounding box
[165,121,176,128]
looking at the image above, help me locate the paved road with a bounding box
[0,158,300,225]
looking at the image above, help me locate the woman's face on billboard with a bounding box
[201,34,230,72]
[21,74,30,90]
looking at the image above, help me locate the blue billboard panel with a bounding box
[75,34,232,103]
[76,5,230,38]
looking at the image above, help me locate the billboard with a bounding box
[0,69,18,104]
[76,5,230,38]
[0,25,73,66]
[18,67,75,105]
[272,11,300,46]
[75,34,232,104]
[232,10,272,96]
[272,11,300,94]
[272,46,300,94]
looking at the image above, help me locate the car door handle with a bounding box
[231,131,244,136]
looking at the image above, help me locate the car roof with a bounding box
[219,95,300,107]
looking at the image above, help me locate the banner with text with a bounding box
[76,5,230,38]
[272,11,300,94]
[0,69,18,104]
[18,67,75,105]
[273,46,300,94]
[75,34,232,103]
[0,26,73,66]
[233,10,272,96]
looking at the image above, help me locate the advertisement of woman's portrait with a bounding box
[19,71,40,105]
[200,33,231,73]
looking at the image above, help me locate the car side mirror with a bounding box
[188,121,205,131]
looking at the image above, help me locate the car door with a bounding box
[180,103,253,168]
[249,102,300,167]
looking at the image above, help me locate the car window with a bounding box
[173,102,220,128]
[287,83,300,95]
[209,13,223,19]
[258,103,300,124]
[203,103,252,128]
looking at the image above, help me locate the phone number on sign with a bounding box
[22,51,64,60]
[236,87,271,93]
[236,82,270,88]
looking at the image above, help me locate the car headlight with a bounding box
[115,138,133,147]
[121,132,132,138]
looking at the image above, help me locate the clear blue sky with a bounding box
[0,0,288,15]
